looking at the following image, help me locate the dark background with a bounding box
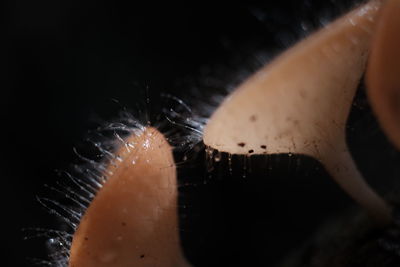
[4,0,400,266]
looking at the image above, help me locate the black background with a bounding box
[4,0,400,266]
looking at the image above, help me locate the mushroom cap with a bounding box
[203,0,381,157]
[69,127,190,267]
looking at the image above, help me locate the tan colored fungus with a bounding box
[204,0,391,224]
[69,127,191,267]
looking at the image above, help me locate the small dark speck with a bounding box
[84,237,89,241]
[299,90,307,99]
[248,149,254,154]
[140,254,145,259]
[121,222,126,226]
[238,142,246,147]
[260,145,267,149]
[250,115,257,122]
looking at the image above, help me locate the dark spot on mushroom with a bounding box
[250,115,257,122]
[84,237,89,241]
[248,149,254,154]
[140,254,145,259]
[299,90,307,99]
[260,145,267,149]
[121,222,126,226]
[238,142,246,147]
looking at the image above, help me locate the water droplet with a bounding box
[214,152,221,162]
[46,238,63,251]
[142,139,150,149]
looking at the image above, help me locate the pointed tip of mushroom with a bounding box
[69,127,190,267]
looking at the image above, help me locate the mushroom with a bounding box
[69,127,191,267]
[67,1,397,266]
[203,0,391,224]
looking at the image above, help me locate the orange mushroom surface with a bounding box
[203,0,391,224]
[367,0,400,149]
[69,127,190,267]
